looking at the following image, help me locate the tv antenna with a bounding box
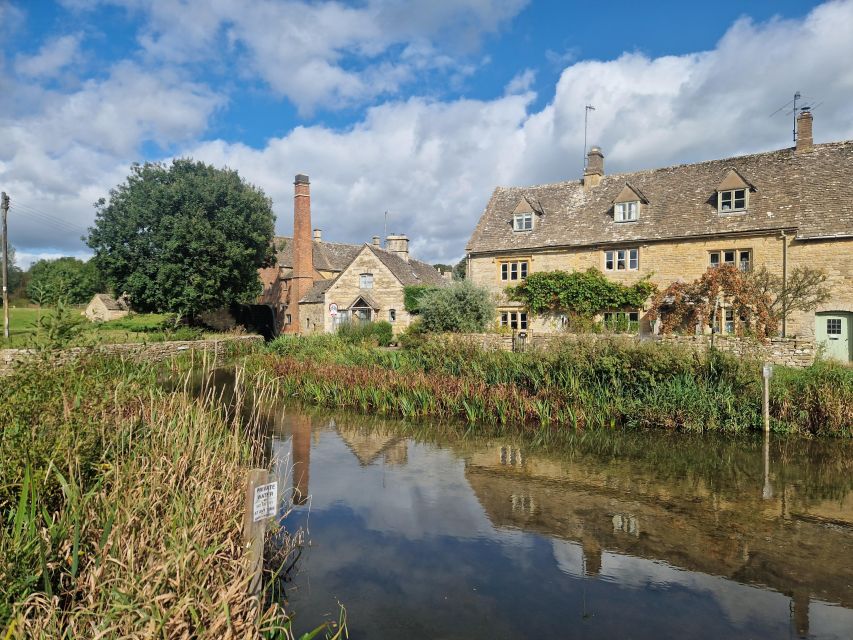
[583,105,595,167]
[769,91,822,143]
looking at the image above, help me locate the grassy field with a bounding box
[2,307,225,348]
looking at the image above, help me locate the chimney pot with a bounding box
[372,235,380,246]
[313,229,322,242]
[796,108,813,153]
[295,173,310,185]
[583,146,604,189]
[385,234,410,262]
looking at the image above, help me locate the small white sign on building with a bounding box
[253,481,278,522]
[329,303,338,317]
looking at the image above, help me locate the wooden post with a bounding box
[762,363,772,434]
[243,468,269,600]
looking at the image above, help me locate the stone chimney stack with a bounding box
[313,228,322,242]
[372,235,381,247]
[385,234,409,262]
[289,173,313,333]
[583,146,604,190]
[796,107,813,153]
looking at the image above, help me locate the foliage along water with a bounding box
[258,404,853,640]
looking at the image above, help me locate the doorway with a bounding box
[816,312,852,362]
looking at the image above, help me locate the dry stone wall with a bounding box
[0,335,263,376]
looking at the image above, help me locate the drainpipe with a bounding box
[780,231,788,338]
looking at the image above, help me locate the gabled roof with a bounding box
[274,237,363,272]
[366,245,446,286]
[467,140,853,254]
[92,293,125,310]
[716,168,754,192]
[300,279,334,304]
[614,182,649,204]
[348,294,380,310]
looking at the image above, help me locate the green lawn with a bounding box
[1,307,225,348]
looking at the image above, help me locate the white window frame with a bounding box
[724,308,735,334]
[513,213,533,231]
[718,188,747,213]
[499,311,528,330]
[614,201,639,222]
[500,260,529,282]
[604,248,639,271]
[359,273,374,289]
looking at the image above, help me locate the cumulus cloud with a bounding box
[4,0,853,266]
[14,33,83,78]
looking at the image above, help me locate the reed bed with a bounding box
[0,355,341,639]
[255,334,852,435]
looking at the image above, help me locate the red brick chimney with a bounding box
[288,173,313,333]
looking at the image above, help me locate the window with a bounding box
[603,310,640,333]
[500,311,528,330]
[604,248,639,271]
[615,201,639,222]
[709,249,751,271]
[724,308,735,334]
[827,318,842,336]
[389,308,397,322]
[359,273,374,289]
[500,260,529,281]
[719,188,747,212]
[285,314,292,325]
[513,213,533,231]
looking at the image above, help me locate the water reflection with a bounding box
[263,408,853,639]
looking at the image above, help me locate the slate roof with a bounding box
[467,141,853,255]
[274,237,363,271]
[367,245,446,287]
[300,279,334,304]
[92,293,124,310]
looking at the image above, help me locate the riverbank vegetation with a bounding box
[0,355,336,638]
[252,334,852,436]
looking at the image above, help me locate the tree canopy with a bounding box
[86,159,275,317]
[418,281,494,333]
[26,257,101,305]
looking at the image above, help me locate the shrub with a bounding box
[418,281,494,333]
[337,320,394,346]
[404,285,440,313]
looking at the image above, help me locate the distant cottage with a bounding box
[84,293,129,322]
[259,174,445,334]
[466,109,853,361]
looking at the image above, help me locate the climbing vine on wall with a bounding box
[647,264,777,338]
[506,268,656,317]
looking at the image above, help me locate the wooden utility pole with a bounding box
[2,192,9,341]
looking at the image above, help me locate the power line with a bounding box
[10,202,90,235]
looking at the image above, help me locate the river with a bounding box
[251,404,853,639]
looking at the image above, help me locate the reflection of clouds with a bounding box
[551,539,583,578]
[602,552,790,628]
[810,600,853,639]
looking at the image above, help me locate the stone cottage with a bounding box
[466,109,853,362]
[84,293,129,322]
[259,174,446,334]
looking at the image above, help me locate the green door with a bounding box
[816,312,852,362]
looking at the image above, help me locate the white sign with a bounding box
[762,363,774,379]
[253,481,278,522]
[329,303,338,317]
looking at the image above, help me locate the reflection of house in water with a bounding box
[291,414,311,506]
[335,421,408,467]
[464,443,853,637]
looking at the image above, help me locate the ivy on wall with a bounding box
[647,264,777,338]
[403,285,440,313]
[506,268,656,317]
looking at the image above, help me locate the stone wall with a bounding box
[0,335,263,376]
[450,331,816,367]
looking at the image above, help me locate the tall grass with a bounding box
[258,334,852,435]
[0,355,343,639]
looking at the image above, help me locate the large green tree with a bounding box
[87,159,275,317]
[1,242,24,302]
[26,257,101,305]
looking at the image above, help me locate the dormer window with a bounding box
[613,183,646,223]
[513,213,533,231]
[615,201,639,222]
[715,169,753,214]
[719,189,747,212]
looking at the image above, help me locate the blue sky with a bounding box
[2,0,852,265]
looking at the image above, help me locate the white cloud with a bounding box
[504,68,536,95]
[14,34,83,78]
[5,0,853,267]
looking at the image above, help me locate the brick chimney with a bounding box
[583,146,604,190]
[796,107,813,153]
[386,234,409,261]
[288,173,313,333]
